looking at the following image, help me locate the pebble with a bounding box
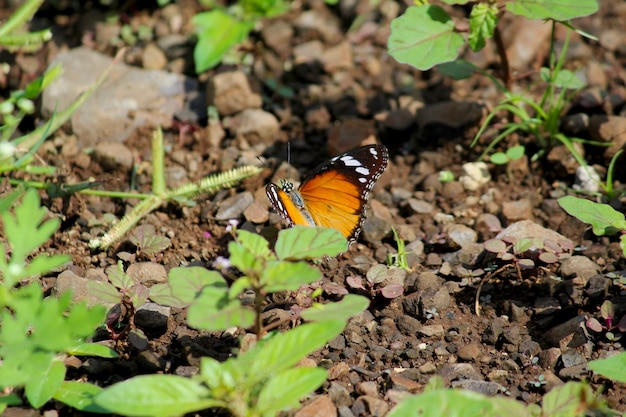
[539,347,562,369]
[135,303,171,333]
[387,372,421,392]
[293,40,324,64]
[419,287,451,315]
[329,382,351,407]
[504,17,552,70]
[451,380,504,396]
[396,314,421,336]
[234,108,280,146]
[573,165,601,194]
[126,262,168,286]
[559,256,601,286]
[444,223,477,249]
[328,362,350,381]
[482,317,506,345]
[459,162,490,191]
[541,315,587,348]
[322,41,353,72]
[215,192,254,220]
[207,71,262,116]
[174,366,199,377]
[294,9,342,43]
[501,198,534,221]
[93,141,135,171]
[53,269,100,305]
[243,201,269,224]
[142,42,168,70]
[457,344,482,362]
[589,115,626,159]
[495,220,572,249]
[261,20,293,56]
[417,101,483,130]
[407,198,433,214]
[296,395,337,417]
[352,396,388,417]
[440,363,483,382]
[356,381,379,397]
[134,350,165,373]
[417,324,444,338]
[418,361,436,374]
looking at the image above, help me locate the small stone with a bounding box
[444,223,477,249]
[261,20,293,56]
[539,347,562,369]
[322,41,353,72]
[459,162,490,191]
[451,380,504,395]
[234,109,280,146]
[496,220,572,248]
[207,71,262,116]
[418,361,436,374]
[482,317,506,345]
[440,363,483,382]
[53,270,99,305]
[134,350,165,373]
[126,262,168,286]
[396,314,421,336]
[215,192,254,220]
[502,199,534,221]
[417,101,483,129]
[558,364,588,380]
[417,324,444,338]
[542,315,587,348]
[135,303,171,333]
[295,395,337,417]
[142,42,167,70]
[487,370,508,383]
[414,271,444,291]
[293,40,324,64]
[328,362,350,380]
[329,382,351,407]
[387,372,421,392]
[243,201,269,224]
[174,366,199,377]
[457,344,482,362]
[352,396,388,417]
[356,381,379,397]
[420,287,451,313]
[589,115,626,159]
[561,349,587,368]
[559,256,601,286]
[93,141,134,171]
[407,199,433,214]
[534,297,561,315]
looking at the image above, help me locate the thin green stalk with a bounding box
[152,128,166,196]
[0,0,45,38]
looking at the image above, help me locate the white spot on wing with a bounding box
[340,156,362,167]
[358,177,367,183]
[356,167,369,175]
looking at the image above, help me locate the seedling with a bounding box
[586,300,626,342]
[528,374,547,389]
[387,227,411,270]
[346,264,405,299]
[129,224,171,257]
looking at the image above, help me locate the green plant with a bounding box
[387,227,410,270]
[346,264,405,299]
[0,0,50,50]
[558,196,626,256]
[387,380,614,417]
[87,128,262,249]
[586,300,626,342]
[193,0,288,72]
[91,226,370,416]
[388,1,601,164]
[0,188,116,413]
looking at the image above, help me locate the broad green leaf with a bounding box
[540,67,585,90]
[506,145,526,160]
[246,320,345,385]
[193,10,252,72]
[53,381,110,413]
[149,283,188,308]
[168,266,227,304]
[620,235,626,257]
[86,280,121,304]
[468,3,497,51]
[588,352,626,382]
[301,294,369,322]
[388,5,465,70]
[261,260,321,292]
[106,262,134,290]
[95,375,221,417]
[256,367,328,415]
[25,359,66,408]
[67,343,119,358]
[558,196,626,235]
[388,388,528,417]
[0,393,22,407]
[187,296,254,331]
[130,224,171,254]
[437,61,477,80]
[275,226,347,260]
[21,254,70,279]
[541,382,596,417]
[489,152,509,165]
[506,0,599,21]
[366,264,388,285]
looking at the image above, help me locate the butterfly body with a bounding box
[266,144,389,243]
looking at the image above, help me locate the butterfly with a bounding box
[266,144,389,243]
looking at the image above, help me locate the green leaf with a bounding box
[130,224,171,254]
[506,0,599,21]
[53,381,110,413]
[86,280,122,304]
[620,235,626,257]
[256,367,328,415]
[261,260,321,292]
[540,67,585,90]
[25,359,66,408]
[558,196,626,236]
[468,3,497,51]
[275,226,347,260]
[506,145,526,160]
[106,261,134,290]
[489,152,509,165]
[229,230,273,273]
[149,283,188,308]
[95,375,221,417]
[541,382,596,417]
[193,10,252,73]
[387,388,528,417]
[0,393,22,407]
[388,5,465,71]
[187,292,255,332]
[168,266,227,304]
[67,343,119,358]
[588,352,626,383]
[437,60,477,80]
[301,294,370,322]
[246,320,345,385]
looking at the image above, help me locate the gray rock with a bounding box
[444,223,477,249]
[440,363,483,382]
[542,315,587,348]
[496,220,573,248]
[215,192,254,220]
[396,314,421,336]
[93,141,134,171]
[329,382,351,407]
[420,286,451,314]
[417,324,444,338]
[457,344,482,362]
[53,269,100,305]
[451,380,504,395]
[43,47,200,147]
[559,256,601,286]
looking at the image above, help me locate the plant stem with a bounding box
[492,26,511,91]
